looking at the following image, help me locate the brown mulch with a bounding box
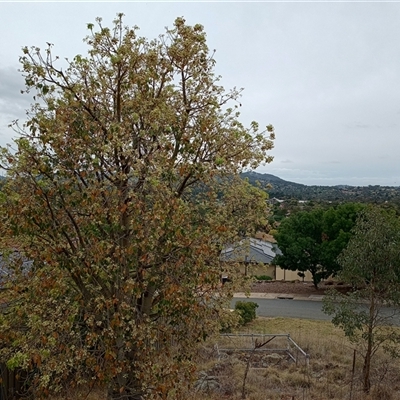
[251,280,353,295]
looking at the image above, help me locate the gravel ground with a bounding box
[251,280,352,295]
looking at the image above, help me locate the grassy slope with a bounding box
[47,317,400,400]
[190,317,400,400]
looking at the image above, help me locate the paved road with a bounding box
[231,297,400,325]
[232,298,331,321]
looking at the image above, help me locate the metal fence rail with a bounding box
[215,333,309,366]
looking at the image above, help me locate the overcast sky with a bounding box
[1,2,399,186]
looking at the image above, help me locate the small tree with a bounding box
[0,15,274,399]
[323,206,400,393]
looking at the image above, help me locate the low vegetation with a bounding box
[234,301,259,325]
[191,318,400,400]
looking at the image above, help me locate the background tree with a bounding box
[319,202,364,274]
[323,206,400,394]
[273,208,324,288]
[273,203,363,288]
[0,15,274,400]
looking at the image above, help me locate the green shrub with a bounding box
[254,275,272,281]
[235,301,259,325]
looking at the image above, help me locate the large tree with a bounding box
[0,15,274,399]
[323,206,400,393]
[273,203,363,288]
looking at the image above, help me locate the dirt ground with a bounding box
[251,280,352,295]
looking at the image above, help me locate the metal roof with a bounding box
[220,238,281,264]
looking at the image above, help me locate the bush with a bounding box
[254,275,272,281]
[235,301,259,325]
[219,308,241,333]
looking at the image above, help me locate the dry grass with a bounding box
[45,317,400,400]
[189,317,400,400]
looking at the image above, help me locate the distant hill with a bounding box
[242,171,303,186]
[241,171,400,203]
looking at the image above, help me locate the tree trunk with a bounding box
[106,335,144,400]
[107,350,145,400]
[363,343,372,393]
[311,268,319,289]
[362,293,375,393]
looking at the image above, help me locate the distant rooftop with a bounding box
[220,237,281,264]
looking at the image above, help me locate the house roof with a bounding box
[220,238,281,264]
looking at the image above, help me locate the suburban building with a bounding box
[220,237,280,278]
[220,236,313,281]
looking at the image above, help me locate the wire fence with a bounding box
[214,333,310,367]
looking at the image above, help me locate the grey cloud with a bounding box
[0,67,26,99]
[344,123,371,129]
[0,66,30,119]
[344,122,398,130]
[1,2,400,186]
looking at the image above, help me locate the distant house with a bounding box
[220,236,314,281]
[220,237,281,278]
[267,197,285,205]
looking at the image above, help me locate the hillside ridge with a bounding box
[241,171,400,203]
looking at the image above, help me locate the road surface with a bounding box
[231,297,400,325]
[232,298,331,320]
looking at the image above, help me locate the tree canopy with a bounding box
[273,203,364,288]
[0,15,274,399]
[323,206,400,393]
